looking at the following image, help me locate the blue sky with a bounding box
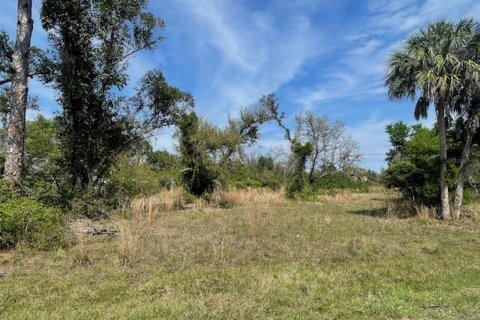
[2,0,480,171]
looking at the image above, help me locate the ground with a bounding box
[1,190,480,319]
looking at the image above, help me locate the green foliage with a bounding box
[385,122,409,163]
[40,0,189,189]
[0,179,14,202]
[147,150,179,171]
[0,198,68,250]
[312,172,369,192]
[383,123,457,205]
[287,142,313,198]
[109,154,166,199]
[257,156,274,171]
[178,113,218,196]
[219,162,282,190]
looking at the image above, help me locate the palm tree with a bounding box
[385,19,480,220]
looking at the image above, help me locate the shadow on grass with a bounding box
[349,208,388,218]
[349,207,417,219]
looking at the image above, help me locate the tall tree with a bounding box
[296,112,361,182]
[452,97,480,218]
[385,19,480,219]
[40,0,189,188]
[262,94,313,196]
[4,0,33,187]
[450,25,480,219]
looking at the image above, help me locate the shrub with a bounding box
[312,172,369,192]
[219,162,283,191]
[0,198,69,250]
[178,113,219,196]
[0,180,14,203]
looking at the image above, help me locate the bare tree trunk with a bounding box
[437,103,451,220]
[453,116,477,220]
[308,152,318,183]
[4,0,33,187]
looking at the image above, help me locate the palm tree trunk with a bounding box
[453,116,477,220]
[4,0,33,187]
[437,103,451,220]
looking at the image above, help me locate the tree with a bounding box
[3,0,33,187]
[296,112,361,182]
[385,19,480,219]
[452,98,480,218]
[261,94,313,196]
[178,112,218,196]
[257,155,274,171]
[384,123,445,206]
[385,122,409,164]
[450,26,480,218]
[40,0,190,188]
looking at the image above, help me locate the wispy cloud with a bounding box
[158,0,324,120]
[2,0,479,170]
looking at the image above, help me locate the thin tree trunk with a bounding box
[4,0,33,187]
[453,116,477,220]
[308,152,319,183]
[437,103,451,220]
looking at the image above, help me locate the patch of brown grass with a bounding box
[130,188,186,219]
[209,188,285,208]
[317,187,391,205]
[416,205,437,222]
[462,202,480,222]
[115,219,140,266]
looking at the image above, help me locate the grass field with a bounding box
[1,190,480,319]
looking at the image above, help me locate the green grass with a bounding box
[1,192,480,319]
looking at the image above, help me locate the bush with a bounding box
[219,162,283,191]
[462,188,479,205]
[0,198,69,250]
[0,180,14,203]
[312,172,369,192]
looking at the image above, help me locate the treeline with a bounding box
[0,0,369,249]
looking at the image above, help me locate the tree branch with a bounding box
[0,71,48,86]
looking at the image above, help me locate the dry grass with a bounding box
[130,188,286,219]
[416,205,437,222]
[115,219,140,266]
[130,188,186,219]
[2,189,480,319]
[462,202,480,222]
[315,186,391,204]
[209,188,286,208]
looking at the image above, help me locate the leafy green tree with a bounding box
[288,142,313,197]
[261,93,314,196]
[258,156,274,171]
[147,150,179,171]
[385,122,409,164]
[178,112,218,196]
[40,0,191,188]
[385,19,480,219]
[452,102,480,217]
[384,123,458,207]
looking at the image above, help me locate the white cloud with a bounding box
[161,0,324,120]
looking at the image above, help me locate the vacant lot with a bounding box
[1,190,480,319]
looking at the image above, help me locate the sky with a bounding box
[2,0,480,171]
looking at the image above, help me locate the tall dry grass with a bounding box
[209,188,285,208]
[115,219,140,266]
[130,188,186,220]
[130,187,286,219]
[415,205,437,222]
